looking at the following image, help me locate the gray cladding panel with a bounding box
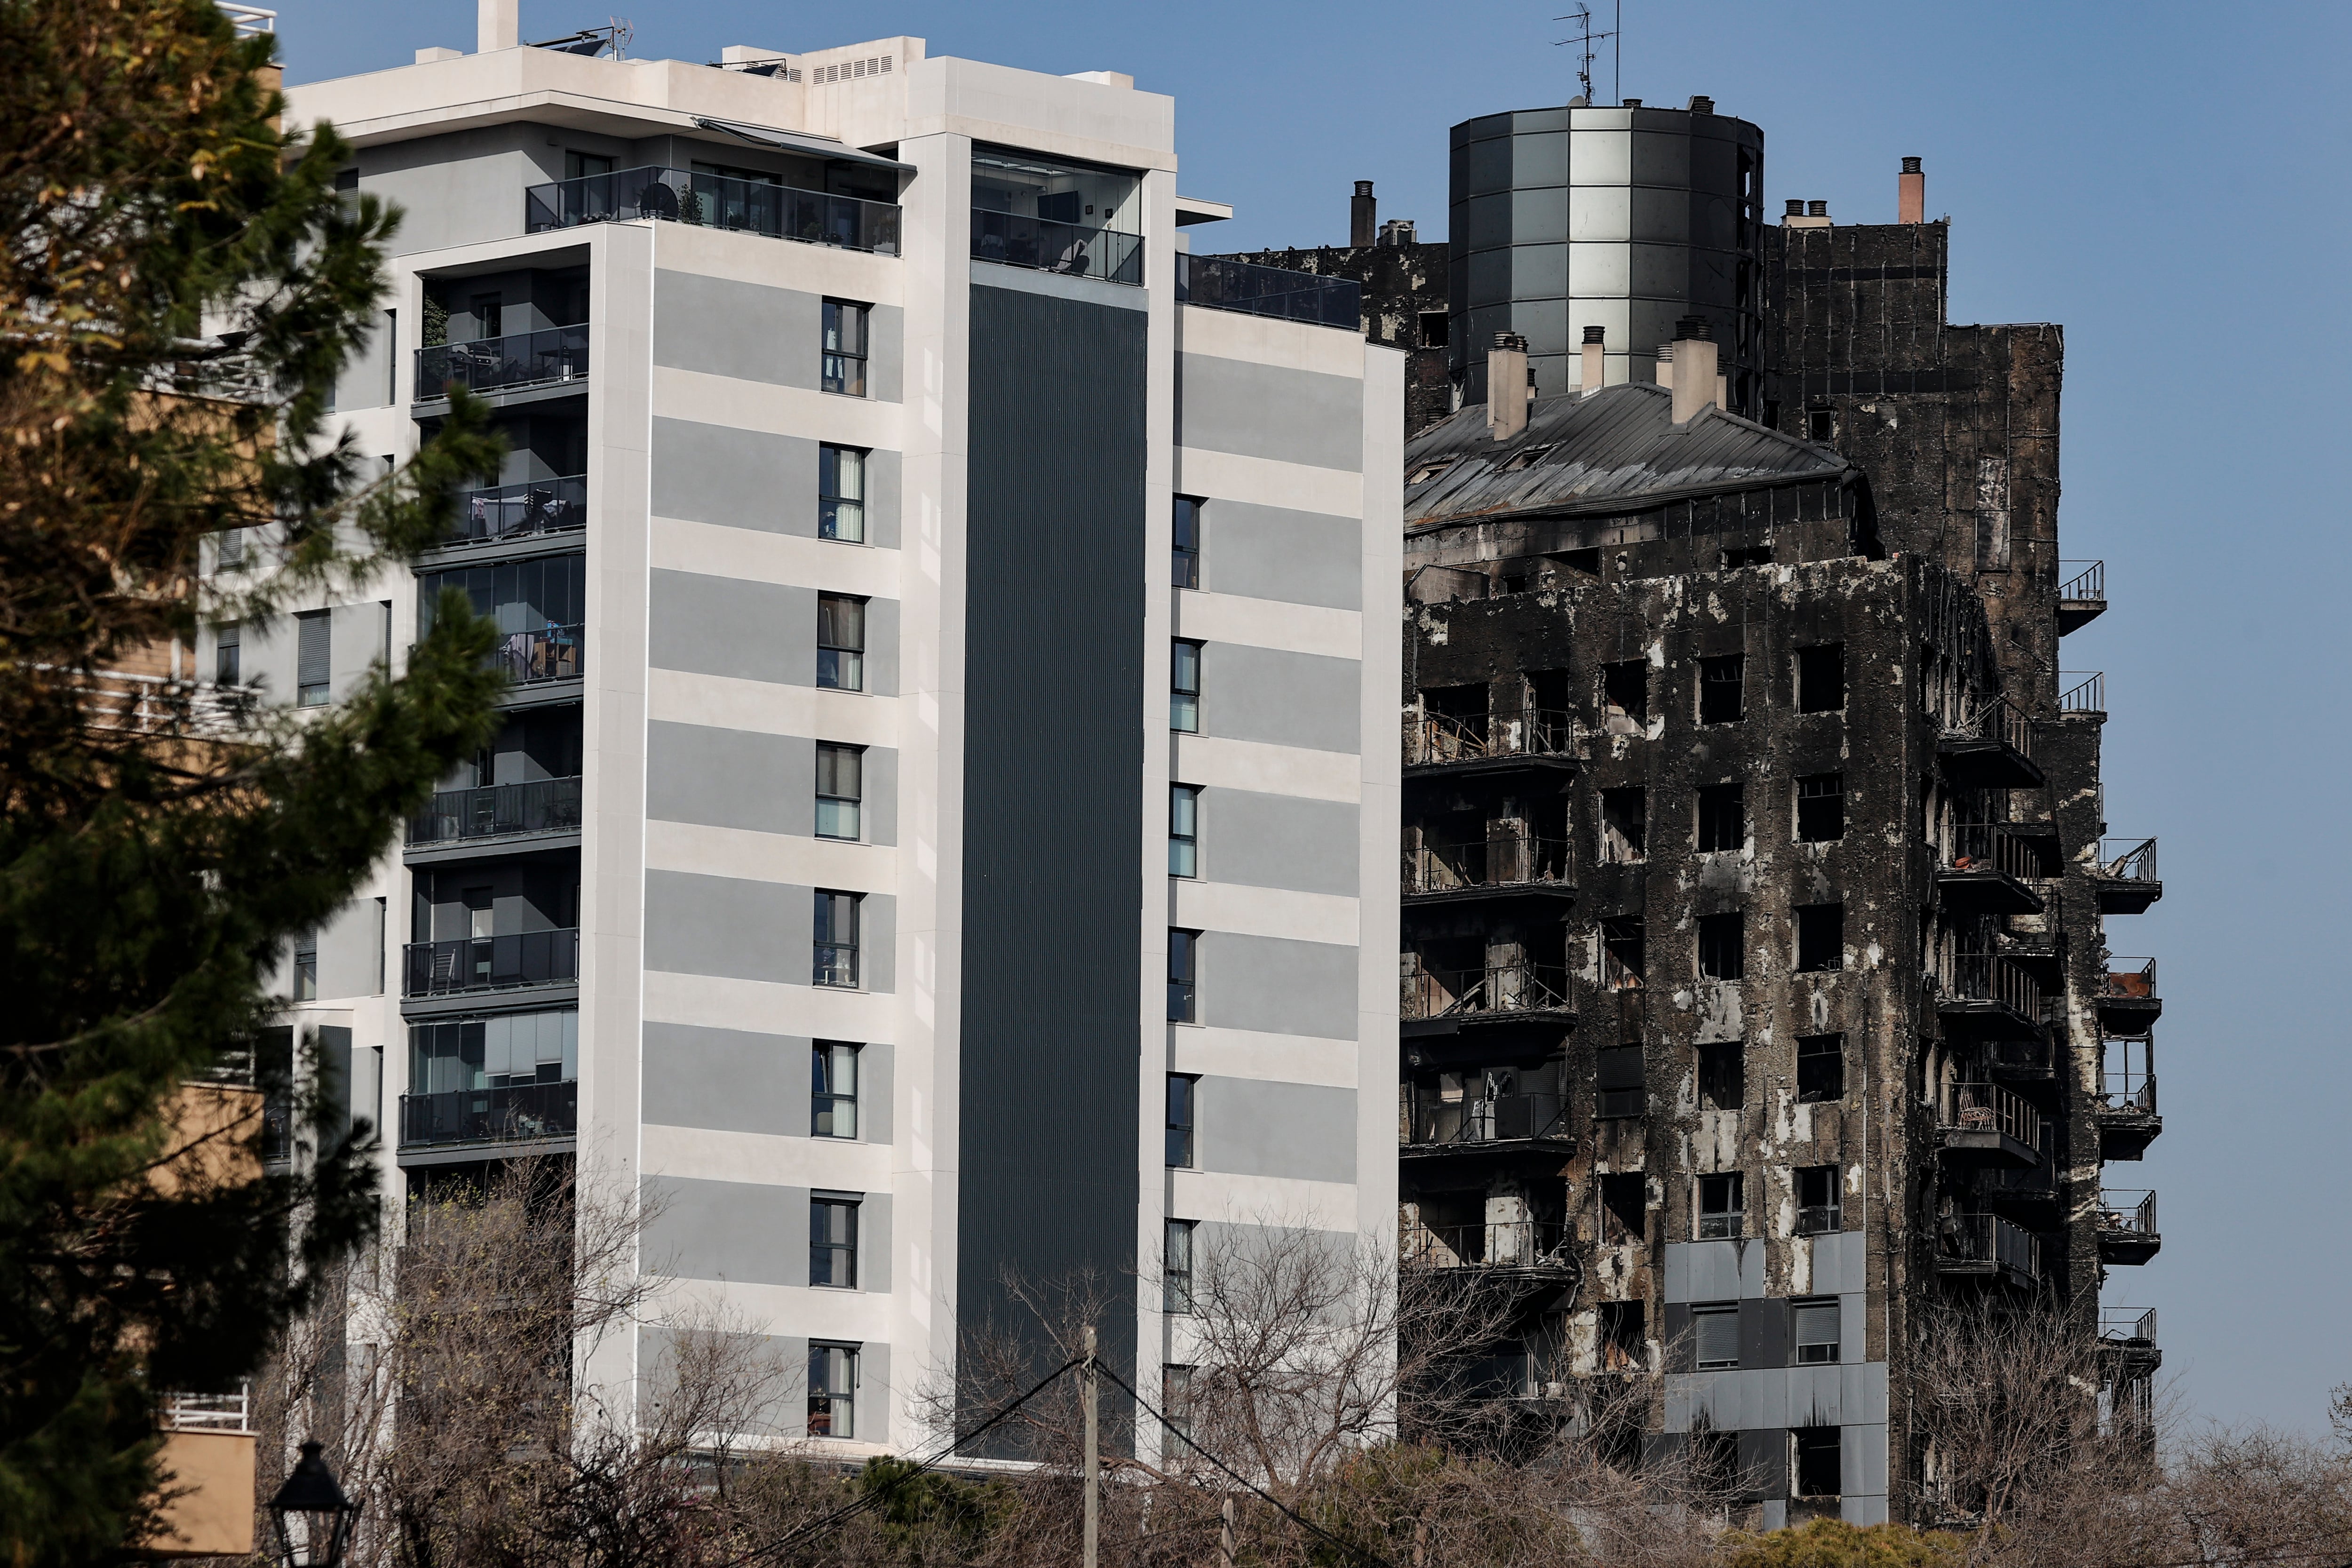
[1176,353,1364,473]
[643,1022,810,1136]
[1203,788,1360,897]
[1198,932,1358,1041]
[868,449,902,552]
[650,570,815,687]
[639,1323,803,1438]
[1201,499,1363,611]
[642,1175,807,1286]
[647,721,809,836]
[644,870,810,984]
[1664,1238,1770,1303]
[654,270,820,389]
[869,304,904,404]
[1196,1076,1355,1183]
[1200,643,1361,755]
[652,417,816,535]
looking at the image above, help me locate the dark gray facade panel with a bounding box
[1201,788,1361,897]
[1196,1077,1356,1183]
[958,279,1148,1407]
[1176,353,1364,473]
[641,1175,808,1286]
[654,269,821,389]
[1198,931,1358,1040]
[644,869,810,984]
[651,416,817,534]
[646,720,810,836]
[1200,499,1362,611]
[642,1021,811,1136]
[649,569,816,687]
[1200,643,1363,755]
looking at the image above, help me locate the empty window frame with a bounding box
[1169,785,1199,877]
[1793,1426,1842,1498]
[821,299,869,396]
[1698,653,1745,724]
[1793,1297,1841,1365]
[812,1041,859,1138]
[1806,406,1835,443]
[1167,929,1198,1022]
[1797,642,1847,714]
[1598,1171,1647,1245]
[1165,1073,1197,1167]
[1697,1171,1745,1240]
[1796,772,1845,843]
[296,609,332,707]
[810,1195,859,1287]
[808,1341,858,1438]
[214,621,242,685]
[813,891,861,987]
[1796,1164,1842,1235]
[1170,640,1201,732]
[1795,903,1845,972]
[1164,1218,1196,1314]
[1698,1042,1744,1111]
[817,595,866,691]
[1172,495,1202,589]
[1602,915,1646,990]
[1600,660,1648,724]
[815,743,863,840]
[1796,1034,1846,1103]
[1596,1043,1645,1118]
[1600,787,1647,863]
[1697,911,1745,981]
[1697,782,1744,852]
[1719,545,1775,570]
[1693,1302,1740,1369]
[818,444,866,542]
[1599,1299,1646,1372]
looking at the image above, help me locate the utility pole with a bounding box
[1082,1324,1099,1568]
[1219,1494,1236,1568]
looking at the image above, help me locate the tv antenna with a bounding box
[1554,4,1616,104]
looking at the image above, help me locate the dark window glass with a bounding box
[808,1342,857,1438]
[1601,787,1646,862]
[1698,1171,1744,1239]
[1596,1042,1645,1117]
[1170,640,1201,732]
[816,743,863,840]
[1797,643,1846,714]
[814,891,860,987]
[1601,660,1648,722]
[1797,1164,1842,1234]
[812,1041,858,1138]
[1599,1300,1645,1371]
[1164,1219,1195,1313]
[1173,496,1202,589]
[1794,1426,1842,1497]
[1697,783,1744,852]
[1167,929,1197,1021]
[1806,407,1835,443]
[1796,773,1844,842]
[296,610,332,707]
[214,622,241,685]
[1169,785,1199,877]
[565,151,616,181]
[1165,1074,1196,1167]
[1796,1035,1845,1103]
[810,1197,858,1287]
[1599,1172,1646,1245]
[1697,911,1745,980]
[1794,1299,1840,1365]
[817,594,866,690]
[819,444,866,542]
[1698,1042,1744,1111]
[1796,903,1844,972]
[1698,653,1745,723]
[1163,1364,1194,1439]
[1694,1304,1740,1369]
[469,293,502,341]
[293,930,318,1002]
[822,300,869,396]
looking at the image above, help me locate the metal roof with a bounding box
[1403,384,1853,532]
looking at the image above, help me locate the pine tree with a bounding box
[0,2,503,1558]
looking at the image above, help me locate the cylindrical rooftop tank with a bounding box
[1449,100,1764,414]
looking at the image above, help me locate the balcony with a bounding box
[526,165,901,255]
[970,208,1143,285]
[1400,1218,1578,1280]
[2099,1307,2161,1377]
[447,474,586,548]
[1938,1082,2043,1167]
[2089,837,2162,915]
[407,777,583,849]
[399,1080,578,1149]
[1401,833,1575,908]
[1175,253,1361,329]
[1938,696,2043,788]
[1938,824,2045,915]
[415,326,589,401]
[2098,1189,2161,1266]
[2098,958,2161,1032]
[1935,1212,2040,1288]
[1936,953,2045,1040]
[1403,707,1575,776]
[1400,1091,1571,1160]
[2098,1042,2162,1161]
[2059,670,2105,716]
[2058,559,2106,635]
[402,929,579,997]
[1400,961,1574,1033]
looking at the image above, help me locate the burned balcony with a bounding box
[403,929,579,997]
[1939,824,2045,915]
[2099,1307,2161,1377]
[1400,1090,1572,1161]
[2098,1188,2161,1265]
[2098,1035,2162,1160]
[1403,706,1575,778]
[1937,953,2046,1040]
[1400,1218,1578,1281]
[1938,696,2044,788]
[2089,837,2162,915]
[447,474,586,548]
[2098,958,2162,1032]
[1399,960,1574,1033]
[1938,1082,2043,1167]
[415,325,588,401]
[399,1080,578,1150]
[1935,1212,2041,1288]
[2058,559,2107,635]
[1402,832,1575,908]
[407,777,583,850]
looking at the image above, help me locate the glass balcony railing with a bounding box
[399,1080,578,1147]
[416,326,589,399]
[970,209,1144,285]
[526,166,901,255]
[1175,253,1361,329]
[408,777,584,847]
[403,930,579,996]
[449,475,586,546]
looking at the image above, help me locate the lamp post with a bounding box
[268,1440,360,1568]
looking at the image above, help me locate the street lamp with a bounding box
[268,1440,360,1568]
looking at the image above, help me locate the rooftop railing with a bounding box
[1945,1080,2043,1148]
[1939,1212,2040,1278]
[1402,1090,1567,1147]
[1402,833,1573,896]
[449,474,586,546]
[1400,1218,1575,1272]
[408,776,584,847]
[161,1386,252,1433]
[527,166,901,254]
[402,929,579,996]
[399,1080,578,1148]
[1403,707,1574,767]
[416,325,588,399]
[1400,960,1572,1022]
[969,209,1143,285]
[1174,253,1361,329]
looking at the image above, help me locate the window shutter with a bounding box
[297,612,332,689]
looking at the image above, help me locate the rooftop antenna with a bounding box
[1553,4,1615,104]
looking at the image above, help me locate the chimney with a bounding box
[1377,217,1417,248]
[1580,325,1605,395]
[1781,197,1804,226]
[1653,343,1674,392]
[478,0,519,51]
[1808,199,1829,218]
[1785,198,1831,230]
[1899,156,1925,224]
[1669,316,1718,423]
[1351,181,1376,248]
[1487,332,1532,441]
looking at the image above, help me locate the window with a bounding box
[1796,773,1844,843]
[214,621,242,685]
[1600,660,1648,724]
[372,899,387,995]
[1691,1428,1741,1496]
[1796,1035,1845,1103]
[819,444,866,543]
[1806,406,1835,443]
[384,310,397,404]
[1162,1364,1194,1441]
[1698,1171,1745,1240]
[1796,903,1844,972]
[469,293,502,341]
[1170,640,1201,732]
[565,151,616,181]
[1164,1218,1195,1314]
[333,167,358,192]
[296,609,332,707]
[1600,788,1646,862]
[1169,785,1199,877]
[808,1342,858,1438]
[1165,1074,1197,1167]
[1720,545,1774,569]
[1596,1043,1645,1118]
[1173,496,1202,588]
[1797,643,1846,714]
[1793,1426,1842,1498]
[1602,915,1645,990]
[1698,653,1745,724]
[1167,930,1198,1022]
[1599,1300,1646,1372]
[1417,310,1450,349]
[1796,1165,1842,1235]
[817,595,866,691]
[217,526,245,570]
[1599,1172,1646,1245]
[293,931,318,1002]
[822,300,868,396]
[1693,1302,1740,1368]
[1698,1042,1744,1112]
[1794,1298,1841,1365]
[1697,912,1745,981]
[1697,783,1744,852]
[812,1042,859,1138]
[814,891,860,987]
[816,743,863,840]
[810,1196,859,1288]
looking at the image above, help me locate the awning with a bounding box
[691,117,913,172]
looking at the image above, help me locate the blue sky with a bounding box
[284,1,2352,1433]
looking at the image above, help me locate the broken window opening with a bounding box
[1698,653,1746,724]
[1793,1426,1842,1498]
[1797,642,1847,714]
[1697,1171,1744,1240]
[1596,1042,1645,1118]
[1599,1172,1647,1246]
[1796,772,1845,843]
[1599,1300,1646,1372]
[1600,788,1647,864]
[1697,782,1745,853]
[1698,1042,1745,1112]
[1602,915,1645,990]
[1720,545,1774,570]
[1806,406,1835,443]
[1697,911,1745,981]
[1795,903,1845,973]
[1796,1164,1842,1235]
[1600,660,1649,727]
[1796,1034,1845,1103]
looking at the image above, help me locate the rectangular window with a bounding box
[1796,903,1844,972]
[1796,1034,1845,1103]
[1601,660,1648,724]
[816,743,863,840]
[1697,783,1744,852]
[1798,643,1847,714]
[384,310,397,405]
[1698,1171,1745,1240]
[1793,1426,1842,1498]
[1167,929,1198,1022]
[1599,1300,1646,1372]
[814,891,860,987]
[1600,787,1647,862]
[1796,1165,1842,1235]
[214,621,242,685]
[1693,1303,1740,1369]
[1806,406,1835,443]
[216,528,245,571]
[810,1196,859,1288]
[1162,1363,1194,1441]
[293,931,319,1003]
[1596,1043,1645,1118]
[372,898,387,996]
[1697,911,1745,981]
[1170,640,1201,732]
[808,1342,858,1439]
[817,595,866,691]
[1602,915,1645,990]
[812,1041,859,1138]
[1698,653,1745,724]
[565,150,616,181]
[1698,1042,1744,1111]
[822,300,869,397]
[1169,785,1199,877]
[1796,773,1845,843]
[1173,495,1202,589]
[1794,1298,1841,1365]
[296,609,332,707]
[469,293,502,341]
[1164,1218,1195,1314]
[1165,1073,1197,1167]
[819,444,867,543]
[1599,1172,1646,1245]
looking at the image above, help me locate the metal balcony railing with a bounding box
[1402,707,1574,767]
[2060,672,2106,713]
[1939,1212,2040,1278]
[1947,823,2039,880]
[2100,1306,2158,1346]
[408,777,584,846]
[1401,1091,1567,1147]
[402,929,579,996]
[1945,695,2034,759]
[1174,253,1361,329]
[1400,961,1572,1021]
[2102,958,2157,1002]
[2059,560,2106,604]
[1946,953,2044,1018]
[450,474,586,545]
[416,325,589,399]
[399,1080,579,1148]
[1945,1081,2043,1147]
[527,166,902,255]
[969,209,1143,285]
[1399,1218,1574,1272]
[2097,837,2158,883]
[2100,1069,2157,1116]
[1401,833,1573,895]
[491,623,584,686]
[2100,1189,2158,1241]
